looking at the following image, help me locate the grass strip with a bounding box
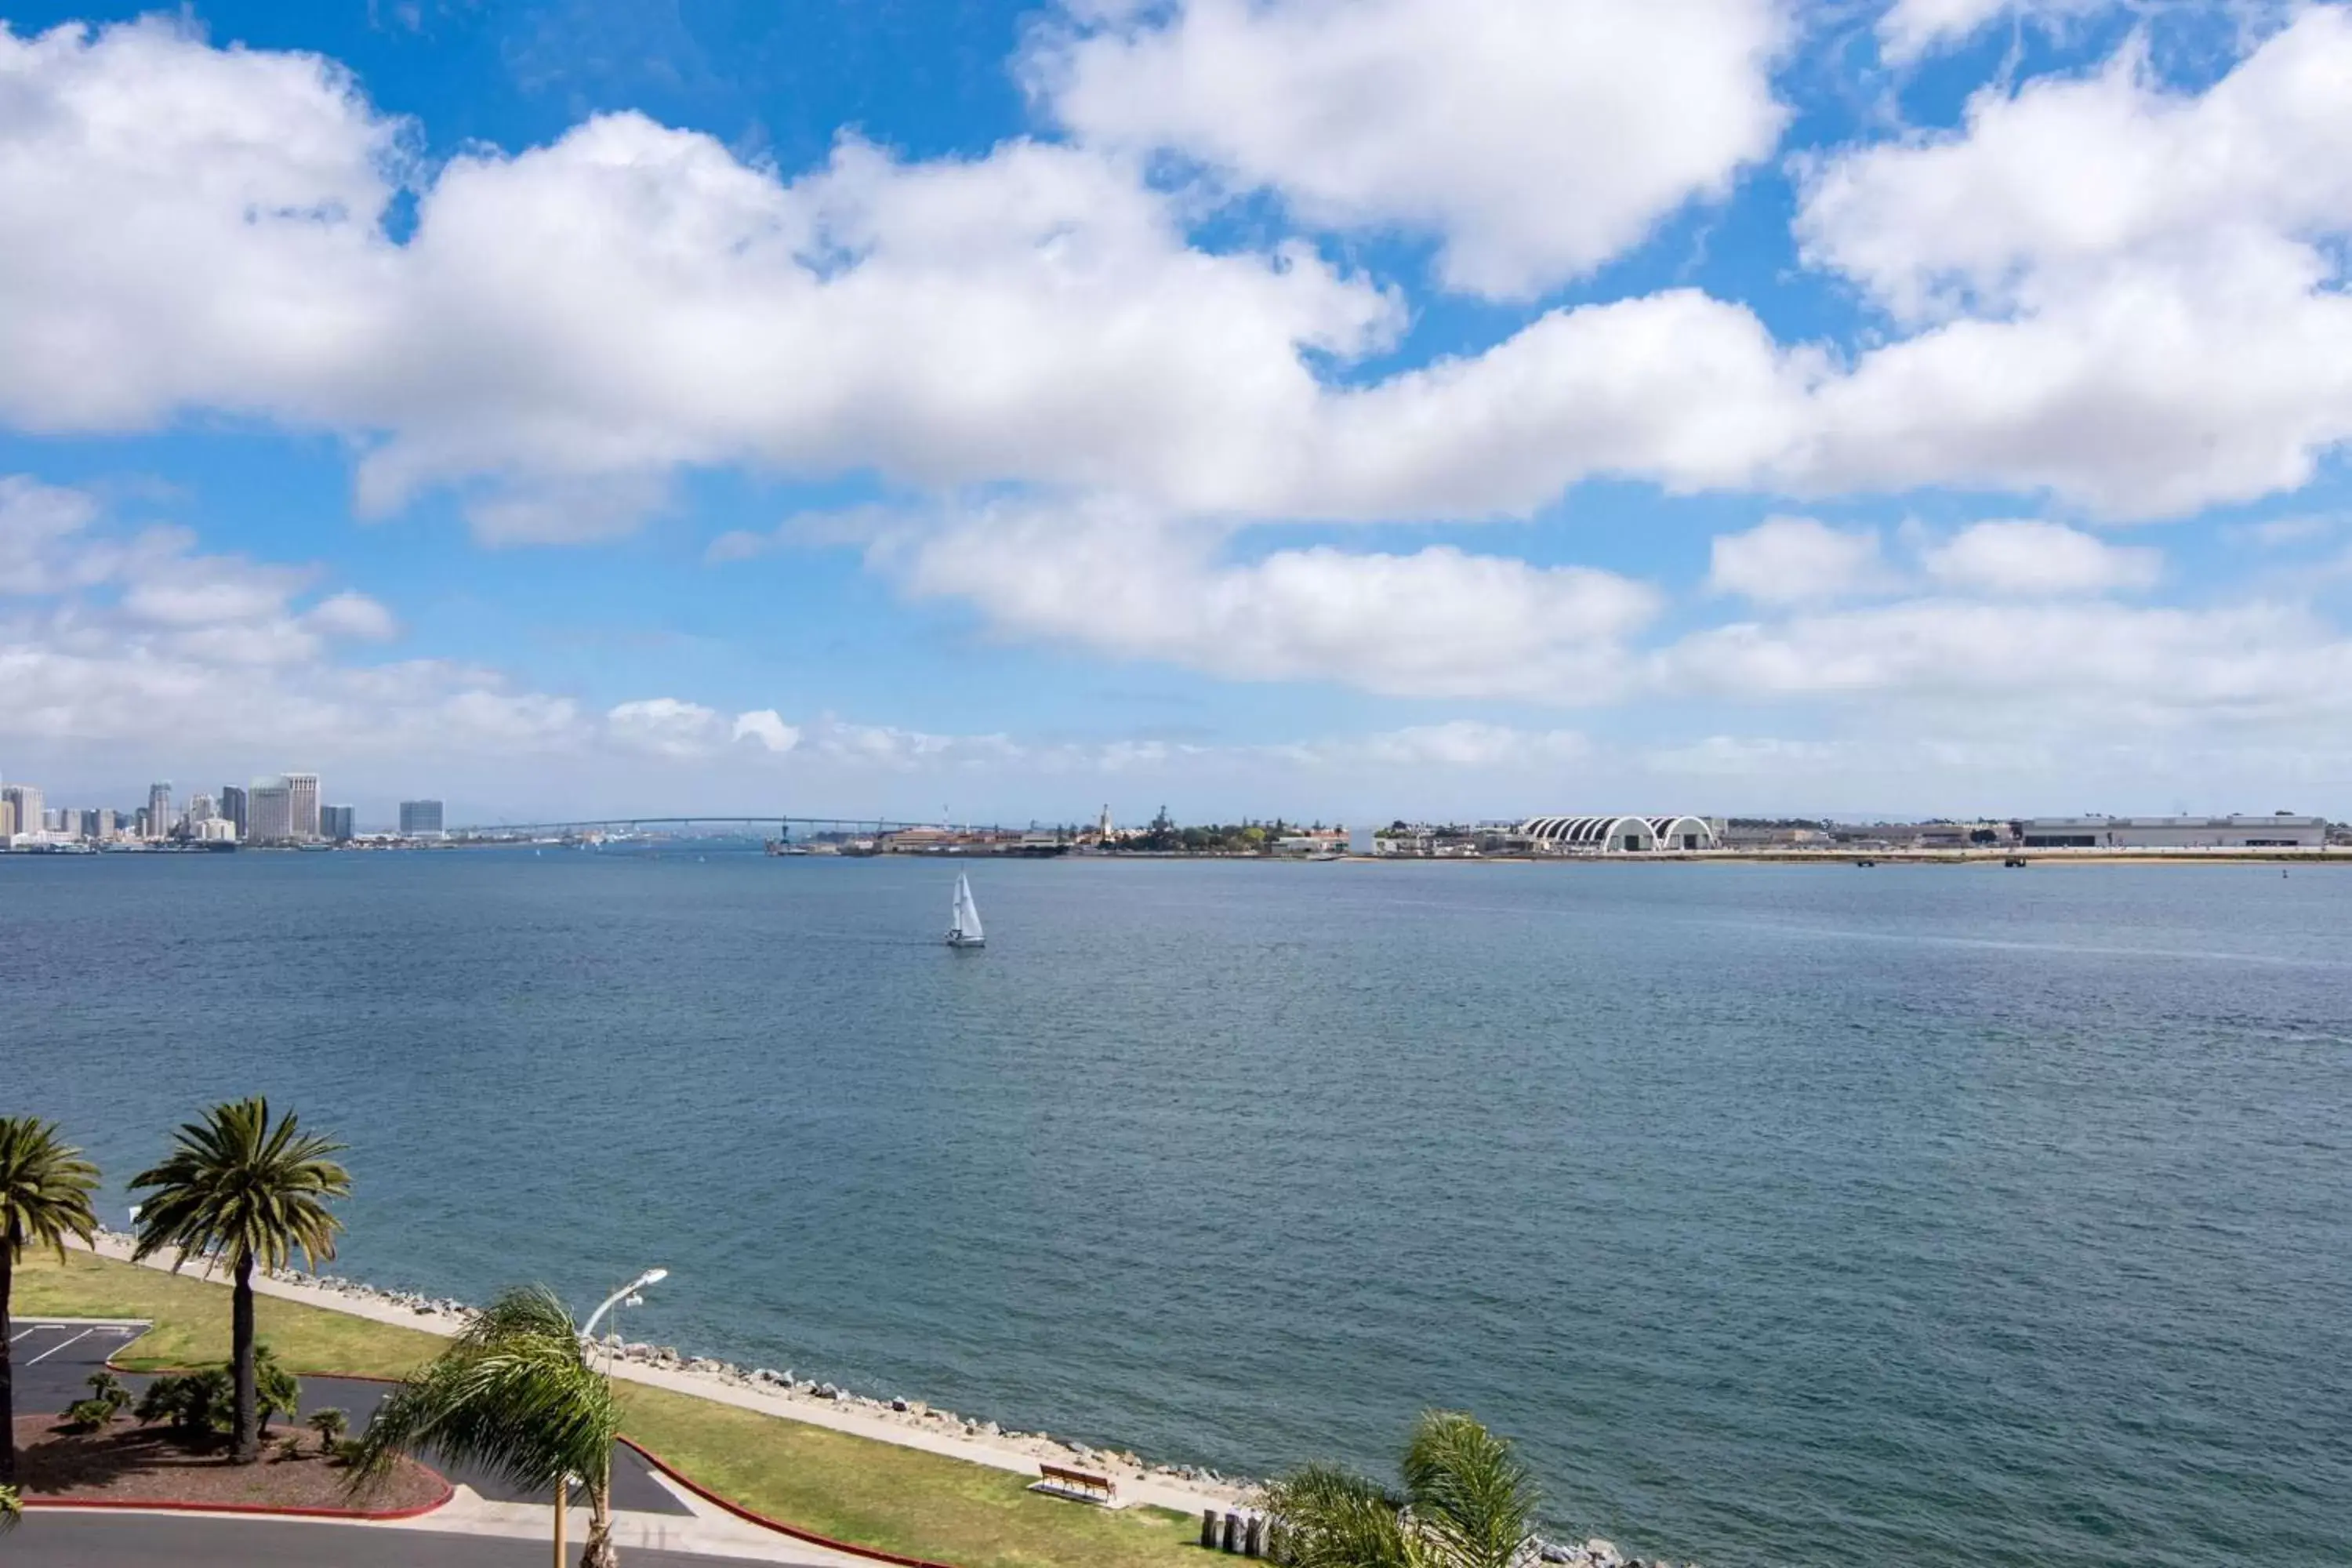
[13,1251,1202,1568]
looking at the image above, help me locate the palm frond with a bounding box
[1261,1462,1414,1568]
[129,1097,350,1273]
[1400,1410,1538,1568]
[0,1117,101,1265]
[351,1284,619,1497]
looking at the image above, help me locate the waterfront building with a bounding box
[220,784,248,838]
[185,793,216,829]
[1516,815,1721,852]
[399,798,445,836]
[0,797,13,840]
[2,783,42,843]
[147,782,172,840]
[2019,814,2328,849]
[321,804,355,842]
[285,772,321,840]
[249,779,294,843]
[194,817,238,844]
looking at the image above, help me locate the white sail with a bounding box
[949,873,985,946]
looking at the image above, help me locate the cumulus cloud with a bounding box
[731,710,800,753]
[1658,598,2352,725]
[1921,519,2161,594]
[7,13,2350,540]
[604,698,725,758]
[305,590,401,641]
[1031,0,1790,299]
[1708,517,1889,604]
[1788,10,2352,516]
[891,497,1660,700]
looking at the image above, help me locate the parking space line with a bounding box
[7,1325,42,1343]
[24,1327,94,1364]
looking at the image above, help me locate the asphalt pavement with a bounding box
[0,1512,742,1567]
[8,1319,688,1515]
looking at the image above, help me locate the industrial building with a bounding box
[1517,815,1721,852]
[2019,815,2327,849]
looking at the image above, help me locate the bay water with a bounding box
[4,851,2347,1566]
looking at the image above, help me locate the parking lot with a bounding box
[7,1318,687,1514]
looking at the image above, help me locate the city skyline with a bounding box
[5,4,2352,821]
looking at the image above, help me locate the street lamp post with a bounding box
[557,1269,667,1568]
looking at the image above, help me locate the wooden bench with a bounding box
[1030,1463,1120,1506]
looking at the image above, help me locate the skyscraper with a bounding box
[249,780,293,843]
[3,783,43,842]
[399,799,445,836]
[285,772,320,840]
[321,804,355,842]
[147,782,172,840]
[0,797,14,840]
[220,785,248,838]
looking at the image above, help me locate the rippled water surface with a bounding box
[7,851,2348,1566]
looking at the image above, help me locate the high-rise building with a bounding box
[80,808,109,840]
[186,793,216,828]
[285,772,320,840]
[147,782,172,840]
[132,806,151,840]
[249,780,294,843]
[220,785,248,838]
[2,783,42,842]
[0,797,15,840]
[399,799,445,836]
[321,804,355,842]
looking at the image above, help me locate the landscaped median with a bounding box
[15,1250,1203,1568]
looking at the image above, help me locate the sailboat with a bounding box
[946,873,985,948]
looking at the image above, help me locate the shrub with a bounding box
[308,1406,350,1452]
[0,1483,20,1532]
[135,1368,234,1439]
[83,1369,132,1421]
[64,1397,118,1432]
[254,1345,301,1436]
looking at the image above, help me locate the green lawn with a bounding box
[12,1250,1203,1568]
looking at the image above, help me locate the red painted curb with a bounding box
[619,1436,967,1568]
[20,1470,454,1523]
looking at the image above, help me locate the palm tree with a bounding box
[1,1116,101,1490]
[354,1285,624,1568]
[130,1098,350,1465]
[1260,1410,1539,1568]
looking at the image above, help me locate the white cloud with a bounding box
[1788,9,2352,516]
[1032,0,1790,299]
[118,564,311,629]
[1659,597,2352,724]
[1876,0,2114,64]
[1301,721,1588,771]
[893,497,1660,700]
[305,590,400,641]
[1708,516,1889,604]
[604,698,725,758]
[9,14,2350,541]
[1921,519,2161,594]
[731,710,800,753]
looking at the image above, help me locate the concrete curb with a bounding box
[620,1437,964,1568]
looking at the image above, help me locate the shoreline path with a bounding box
[68,1236,1244,1528]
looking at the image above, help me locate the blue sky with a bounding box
[4,0,2352,826]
